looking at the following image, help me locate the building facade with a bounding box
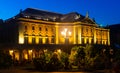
[0,8,110,61]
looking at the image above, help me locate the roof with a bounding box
[14,8,96,23]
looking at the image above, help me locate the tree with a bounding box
[47,52,63,71]
[71,45,99,70]
[0,50,13,69]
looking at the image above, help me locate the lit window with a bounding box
[9,50,13,56]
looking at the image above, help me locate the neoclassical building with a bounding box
[0,8,110,61]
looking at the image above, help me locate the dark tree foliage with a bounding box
[0,51,13,69]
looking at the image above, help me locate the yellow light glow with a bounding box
[24,54,28,60]
[15,52,19,60]
[68,31,71,36]
[61,28,72,37]
[57,49,61,54]
[9,50,13,56]
[44,49,47,53]
[61,31,65,36]
[28,50,32,54]
[65,28,67,32]
[19,37,24,44]
[42,38,46,44]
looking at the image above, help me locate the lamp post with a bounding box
[61,28,71,44]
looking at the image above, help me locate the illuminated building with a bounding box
[0,8,110,61]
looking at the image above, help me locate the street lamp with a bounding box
[61,28,71,44]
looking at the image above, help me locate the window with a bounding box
[45,28,48,31]
[82,38,84,44]
[51,28,54,32]
[24,37,28,44]
[45,35,49,44]
[51,36,55,43]
[86,28,88,33]
[96,39,98,44]
[32,37,36,44]
[81,27,84,34]
[32,26,35,30]
[45,38,49,44]
[39,27,41,31]
[25,26,27,30]
[39,38,42,44]
[87,38,89,44]
[91,39,94,44]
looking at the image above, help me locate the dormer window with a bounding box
[25,16,30,18]
[35,17,41,19]
[75,15,80,20]
[53,17,56,21]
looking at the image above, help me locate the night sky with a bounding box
[0,0,120,26]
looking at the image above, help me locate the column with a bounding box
[107,29,110,45]
[73,26,76,44]
[78,25,82,44]
[94,28,96,44]
[55,25,59,44]
[19,24,24,44]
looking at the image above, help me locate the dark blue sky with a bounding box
[0,0,120,26]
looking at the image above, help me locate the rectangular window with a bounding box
[32,26,35,30]
[82,38,84,44]
[24,37,28,44]
[46,28,48,31]
[91,39,94,44]
[32,37,36,44]
[39,27,41,31]
[25,26,27,30]
[87,38,89,44]
[51,38,54,43]
[39,38,42,44]
[45,38,49,44]
[51,28,54,32]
